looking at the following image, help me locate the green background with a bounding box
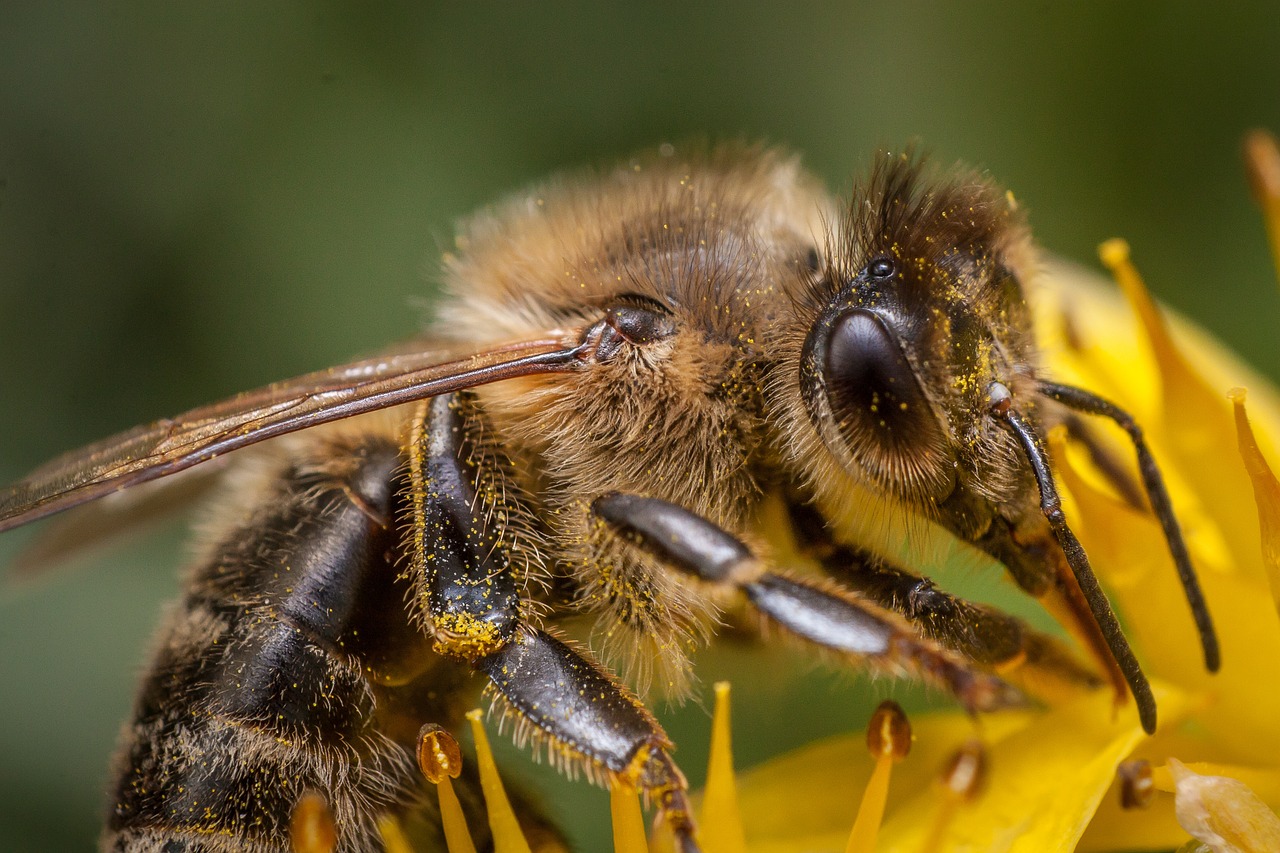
[1,3,1277,851]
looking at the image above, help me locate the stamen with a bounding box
[699,682,746,853]
[418,724,478,853]
[1117,759,1155,809]
[467,709,534,853]
[1244,129,1280,280]
[1165,757,1280,852]
[846,700,911,853]
[1229,388,1280,617]
[289,791,337,853]
[377,814,415,853]
[920,740,986,853]
[609,782,648,853]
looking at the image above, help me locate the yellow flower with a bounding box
[297,135,1280,853]
[702,139,1280,853]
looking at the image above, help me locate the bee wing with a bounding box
[1,333,586,533]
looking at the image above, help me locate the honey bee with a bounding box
[0,143,1218,852]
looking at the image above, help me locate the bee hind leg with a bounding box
[592,493,1023,714]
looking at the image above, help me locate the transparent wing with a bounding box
[1,331,590,533]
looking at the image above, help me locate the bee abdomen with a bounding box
[104,438,425,852]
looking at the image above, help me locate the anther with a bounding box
[920,740,988,853]
[417,723,478,853]
[289,791,337,853]
[1117,759,1155,810]
[866,699,912,761]
[940,739,987,802]
[846,701,912,853]
[418,723,464,783]
[1230,388,1280,619]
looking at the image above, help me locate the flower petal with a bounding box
[872,688,1185,853]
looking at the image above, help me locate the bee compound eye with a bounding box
[823,309,938,449]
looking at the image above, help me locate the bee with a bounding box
[0,144,1218,852]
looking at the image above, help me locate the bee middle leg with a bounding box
[784,500,1105,701]
[592,493,1023,713]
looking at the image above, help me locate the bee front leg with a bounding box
[784,499,1105,699]
[593,493,1023,713]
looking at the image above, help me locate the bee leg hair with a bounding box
[784,499,1105,696]
[407,397,700,851]
[592,492,1023,714]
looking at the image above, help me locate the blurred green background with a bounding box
[1,3,1278,851]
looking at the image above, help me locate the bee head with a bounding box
[798,151,1036,505]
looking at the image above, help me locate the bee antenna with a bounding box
[1036,380,1219,673]
[987,382,1158,734]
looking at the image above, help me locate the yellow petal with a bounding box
[467,710,533,853]
[700,682,747,853]
[873,687,1186,853]
[1059,410,1280,758]
[1231,389,1280,619]
[610,783,648,853]
[1035,264,1263,574]
[1243,129,1280,282]
[1168,758,1280,852]
[731,711,1033,852]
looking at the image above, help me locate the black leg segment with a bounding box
[408,407,702,850]
[785,500,1104,694]
[476,629,698,849]
[593,492,1022,714]
[406,393,522,659]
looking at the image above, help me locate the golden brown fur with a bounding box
[0,142,1187,852]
